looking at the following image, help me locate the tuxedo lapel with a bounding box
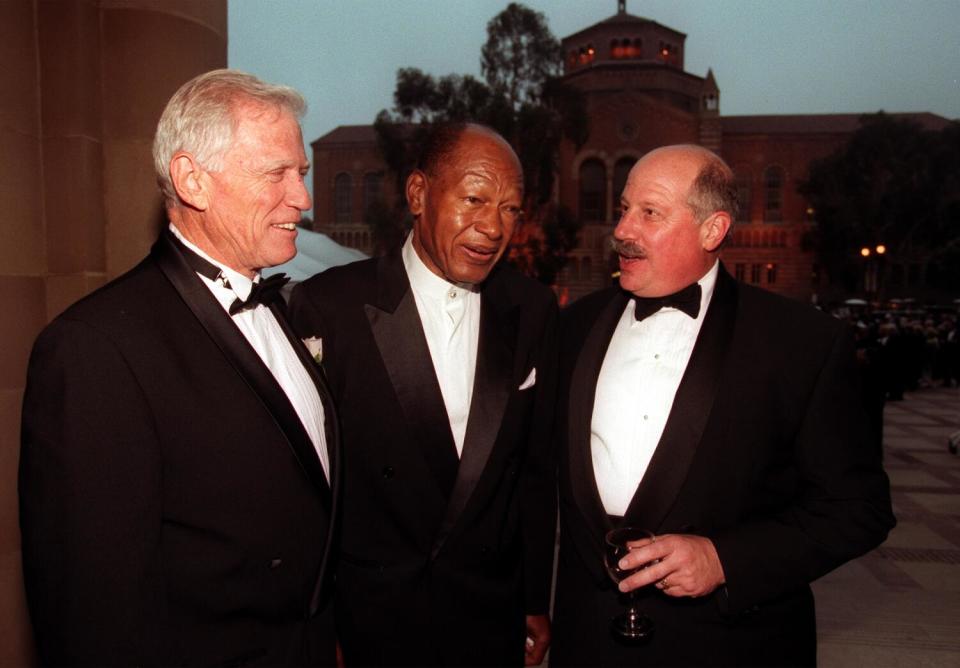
[268,299,341,616]
[568,290,631,554]
[364,254,460,499]
[153,233,331,503]
[431,280,515,560]
[269,301,339,491]
[622,266,738,529]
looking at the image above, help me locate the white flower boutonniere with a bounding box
[302,336,323,364]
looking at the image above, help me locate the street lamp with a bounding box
[859,243,887,298]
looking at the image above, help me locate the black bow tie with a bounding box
[228,273,289,315]
[167,232,289,315]
[632,283,702,322]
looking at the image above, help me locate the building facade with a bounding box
[311,4,951,303]
[310,125,395,254]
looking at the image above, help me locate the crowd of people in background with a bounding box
[846,307,960,395]
[835,305,960,451]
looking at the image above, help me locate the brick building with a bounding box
[310,125,393,254]
[311,3,951,303]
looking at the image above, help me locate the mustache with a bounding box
[610,238,646,259]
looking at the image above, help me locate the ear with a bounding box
[700,211,731,252]
[169,151,210,211]
[406,170,427,217]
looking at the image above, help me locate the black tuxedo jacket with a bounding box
[19,233,341,667]
[288,253,558,666]
[550,266,894,667]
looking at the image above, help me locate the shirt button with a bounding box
[654,353,660,359]
[643,415,649,420]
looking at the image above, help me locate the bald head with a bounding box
[612,144,734,297]
[642,145,738,223]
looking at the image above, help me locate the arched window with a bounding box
[612,38,640,59]
[578,43,596,64]
[612,157,635,214]
[579,159,606,223]
[659,42,675,63]
[334,173,352,223]
[363,172,383,215]
[763,166,784,223]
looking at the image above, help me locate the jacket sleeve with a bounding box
[710,325,896,614]
[19,318,164,666]
[520,297,560,614]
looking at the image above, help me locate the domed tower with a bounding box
[555,1,721,299]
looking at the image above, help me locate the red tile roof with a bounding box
[311,125,377,146]
[721,112,953,135]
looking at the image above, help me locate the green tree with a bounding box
[800,113,960,295]
[371,2,587,284]
[481,2,562,112]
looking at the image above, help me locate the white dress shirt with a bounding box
[402,234,480,457]
[591,261,719,516]
[170,224,330,480]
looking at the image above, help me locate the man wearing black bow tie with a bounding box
[550,145,894,666]
[19,70,339,666]
[289,123,557,666]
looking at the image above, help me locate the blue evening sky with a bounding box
[229,0,960,192]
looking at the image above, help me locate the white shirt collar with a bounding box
[695,259,720,317]
[401,233,475,302]
[168,223,258,301]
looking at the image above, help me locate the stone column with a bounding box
[0,2,225,663]
[0,4,48,660]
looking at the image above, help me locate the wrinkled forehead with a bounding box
[625,149,702,196]
[439,133,523,189]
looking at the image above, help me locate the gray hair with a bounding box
[153,68,306,205]
[684,147,739,224]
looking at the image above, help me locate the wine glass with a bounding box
[604,527,655,642]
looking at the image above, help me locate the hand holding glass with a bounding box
[604,527,656,642]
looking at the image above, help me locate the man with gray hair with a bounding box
[19,69,339,666]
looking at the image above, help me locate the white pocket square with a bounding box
[518,367,536,391]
